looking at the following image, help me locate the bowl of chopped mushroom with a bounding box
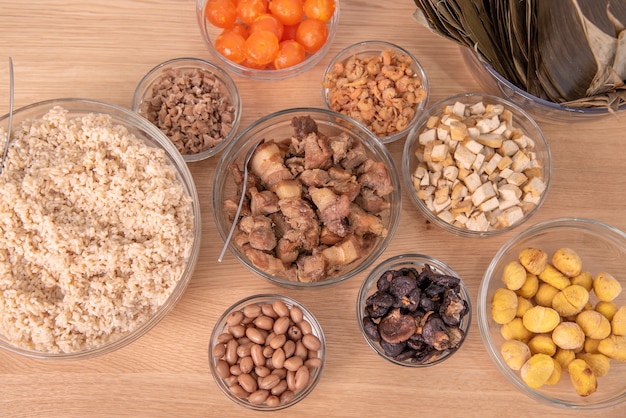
[213,107,401,288]
[322,40,429,144]
[132,57,241,162]
[357,253,471,366]
[402,93,551,238]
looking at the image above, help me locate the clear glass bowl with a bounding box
[478,218,626,409]
[213,107,401,288]
[403,92,551,238]
[132,57,242,162]
[356,253,471,367]
[459,47,626,122]
[195,0,339,81]
[208,294,326,411]
[321,40,429,144]
[0,98,201,360]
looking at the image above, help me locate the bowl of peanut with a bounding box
[209,294,325,410]
[479,217,626,409]
[402,93,551,238]
[322,40,429,144]
[132,57,241,162]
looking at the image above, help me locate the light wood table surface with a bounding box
[1,1,626,417]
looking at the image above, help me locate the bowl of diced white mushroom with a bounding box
[402,93,551,238]
[213,107,401,287]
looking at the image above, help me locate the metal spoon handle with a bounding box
[0,57,14,174]
[217,141,260,263]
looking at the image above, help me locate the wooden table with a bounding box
[1,1,625,416]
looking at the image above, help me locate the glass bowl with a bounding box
[403,92,551,238]
[213,107,401,288]
[357,253,471,367]
[322,40,429,144]
[132,57,241,162]
[208,294,326,410]
[478,217,626,409]
[195,0,339,81]
[459,47,626,122]
[0,98,201,360]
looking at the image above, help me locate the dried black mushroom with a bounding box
[379,308,417,344]
[362,263,470,364]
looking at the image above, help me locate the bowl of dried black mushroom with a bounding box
[357,254,471,366]
[213,107,401,288]
[132,57,241,162]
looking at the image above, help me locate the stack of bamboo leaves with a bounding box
[413,0,626,110]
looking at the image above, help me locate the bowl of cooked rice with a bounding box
[0,98,201,359]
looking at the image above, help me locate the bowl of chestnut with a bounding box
[357,254,471,366]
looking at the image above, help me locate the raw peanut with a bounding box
[251,344,265,366]
[290,305,304,323]
[212,343,226,359]
[598,335,626,361]
[568,359,597,397]
[229,384,249,398]
[302,334,322,351]
[265,395,280,407]
[551,247,582,277]
[571,271,593,292]
[225,339,239,365]
[551,285,589,317]
[299,320,313,335]
[258,374,281,390]
[610,306,626,335]
[491,288,518,324]
[502,261,527,290]
[501,317,533,342]
[226,311,244,326]
[518,248,548,276]
[575,310,611,339]
[284,356,304,372]
[217,332,234,343]
[280,390,295,405]
[534,283,559,307]
[538,264,571,290]
[253,315,275,330]
[229,364,242,376]
[294,365,310,392]
[520,353,555,389]
[294,340,308,360]
[272,300,290,317]
[261,303,278,319]
[283,340,296,358]
[248,389,270,405]
[522,305,560,333]
[516,273,539,299]
[216,360,231,379]
[273,316,290,335]
[255,366,271,377]
[527,334,556,356]
[236,342,253,358]
[269,334,287,349]
[286,370,296,391]
[593,272,622,302]
[552,322,585,350]
[271,348,286,369]
[576,353,611,377]
[240,356,254,374]
[238,373,258,394]
[305,357,323,370]
[246,327,266,345]
[243,303,262,318]
[229,324,246,339]
[271,379,288,396]
[500,339,531,370]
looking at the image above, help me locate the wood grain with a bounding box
[1,1,625,417]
